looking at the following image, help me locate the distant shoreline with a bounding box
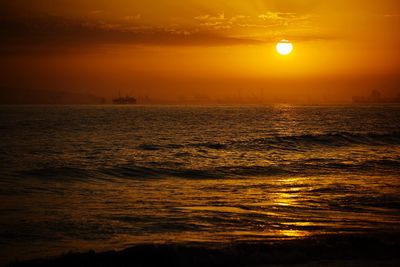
[2,103,400,107]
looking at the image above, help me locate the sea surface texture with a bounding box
[1,105,400,263]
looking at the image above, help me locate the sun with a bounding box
[276,40,293,56]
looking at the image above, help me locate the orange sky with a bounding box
[0,0,399,103]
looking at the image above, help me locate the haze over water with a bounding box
[1,105,400,264]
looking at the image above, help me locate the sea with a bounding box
[1,105,400,265]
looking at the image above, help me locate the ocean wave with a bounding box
[135,132,400,153]
[16,165,288,180]
[16,158,400,180]
[137,144,162,151]
[99,165,290,179]
[250,132,400,149]
[137,142,227,151]
[191,142,227,150]
[19,167,95,180]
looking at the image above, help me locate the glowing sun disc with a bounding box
[276,40,293,55]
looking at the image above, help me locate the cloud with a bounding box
[195,13,232,29]
[195,13,226,21]
[383,14,400,18]
[90,10,103,15]
[0,8,330,55]
[258,12,314,27]
[194,12,315,31]
[259,12,296,21]
[123,14,141,21]
[0,14,261,54]
[194,13,250,30]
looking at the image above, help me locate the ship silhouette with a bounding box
[113,91,137,105]
[353,90,400,104]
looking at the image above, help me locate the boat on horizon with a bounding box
[113,92,137,105]
[353,90,400,104]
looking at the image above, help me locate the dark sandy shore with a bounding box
[6,234,400,267]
